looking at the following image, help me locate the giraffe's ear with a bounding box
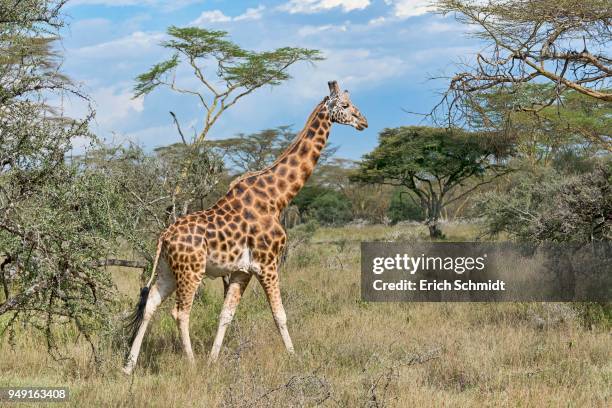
[328,80,340,96]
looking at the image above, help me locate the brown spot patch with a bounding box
[299,143,309,156]
[254,200,268,213]
[234,182,245,194]
[244,191,253,205]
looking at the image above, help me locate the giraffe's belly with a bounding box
[204,247,261,279]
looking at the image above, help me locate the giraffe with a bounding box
[123,80,368,374]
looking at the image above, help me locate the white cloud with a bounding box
[123,124,177,146]
[297,23,348,37]
[91,85,145,128]
[191,5,265,25]
[288,48,407,99]
[49,84,144,131]
[280,0,370,14]
[192,10,231,24]
[234,5,266,21]
[385,0,432,18]
[424,20,463,33]
[368,16,387,25]
[71,31,164,59]
[68,0,202,10]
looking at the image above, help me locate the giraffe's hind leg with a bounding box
[171,250,206,363]
[123,257,176,374]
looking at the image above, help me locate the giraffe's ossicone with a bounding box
[123,80,368,374]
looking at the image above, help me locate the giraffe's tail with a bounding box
[124,237,163,350]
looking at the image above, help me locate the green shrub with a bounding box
[387,189,424,223]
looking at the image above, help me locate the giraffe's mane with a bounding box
[226,97,329,192]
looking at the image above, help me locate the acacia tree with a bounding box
[0,0,142,358]
[435,0,611,148]
[471,85,611,163]
[209,126,338,174]
[135,27,322,144]
[134,27,321,218]
[352,126,511,238]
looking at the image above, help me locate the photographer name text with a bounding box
[371,254,506,292]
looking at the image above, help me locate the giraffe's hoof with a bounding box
[122,366,133,376]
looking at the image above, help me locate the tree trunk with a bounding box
[428,222,444,239]
[426,196,445,239]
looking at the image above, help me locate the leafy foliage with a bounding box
[134,26,322,145]
[435,0,611,148]
[387,189,424,223]
[291,186,351,226]
[0,0,141,358]
[209,126,337,174]
[353,126,511,237]
[470,86,611,157]
[479,164,611,243]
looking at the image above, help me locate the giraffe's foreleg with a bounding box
[209,271,252,362]
[258,265,294,355]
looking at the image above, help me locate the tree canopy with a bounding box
[352,126,511,237]
[134,26,322,145]
[435,0,611,148]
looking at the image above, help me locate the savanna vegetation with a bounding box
[1,0,610,406]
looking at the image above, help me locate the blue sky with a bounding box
[59,0,482,160]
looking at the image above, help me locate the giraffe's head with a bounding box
[327,80,368,131]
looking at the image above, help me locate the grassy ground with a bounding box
[1,223,610,407]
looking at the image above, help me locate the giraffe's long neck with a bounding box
[227,98,332,215]
[270,99,332,210]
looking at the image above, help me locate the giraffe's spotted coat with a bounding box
[123,81,368,373]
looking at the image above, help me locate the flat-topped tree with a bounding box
[352,126,513,238]
[134,26,323,146]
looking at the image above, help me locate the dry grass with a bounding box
[1,223,610,407]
